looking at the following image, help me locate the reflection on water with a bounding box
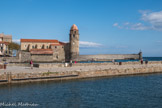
[1,74,162,108]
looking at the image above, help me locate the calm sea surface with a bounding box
[1,73,162,108]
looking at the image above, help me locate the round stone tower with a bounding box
[69,24,79,60]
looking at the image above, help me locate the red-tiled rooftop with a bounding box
[59,41,66,45]
[50,43,62,46]
[21,39,59,43]
[30,49,53,55]
[50,41,66,46]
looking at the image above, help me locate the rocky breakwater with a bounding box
[0,61,162,84]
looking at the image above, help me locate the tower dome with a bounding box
[70,24,78,30]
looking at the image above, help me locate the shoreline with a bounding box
[0,61,162,85]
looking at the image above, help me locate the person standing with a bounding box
[70,60,73,67]
[141,59,143,64]
[30,60,33,69]
[145,60,148,65]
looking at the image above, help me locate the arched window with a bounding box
[42,44,45,49]
[35,44,38,49]
[49,45,51,49]
[32,45,34,49]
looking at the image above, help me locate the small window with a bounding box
[24,45,26,47]
[47,46,48,49]
[62,46,64,48]
[32,46,34,49]
[55,46,57,48]
[74,31,76,33]
[56,55,58,59]
[73,34,75,38]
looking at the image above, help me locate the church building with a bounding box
[20,24,79,62]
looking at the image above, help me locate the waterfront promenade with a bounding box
[0,62,162,75]
[0,61,162,84]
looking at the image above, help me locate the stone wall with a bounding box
[19,51,31,62]
[64,43,70,61]
[75,54,140,61]
[31,55,53,62]
[51,45,65,61]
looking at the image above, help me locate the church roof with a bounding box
[50,43,62,46]
[70,24,78,30]
[21,39,59,43]
[50,41,66,46]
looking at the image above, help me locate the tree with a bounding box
[8,42,20,51]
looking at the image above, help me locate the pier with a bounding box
[0,61,162,84]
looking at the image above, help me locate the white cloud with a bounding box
[113,23,123,29]
[113,10,162,31]
[79,41,102,47]
[113,23,118,27]
[123,22,130,25]
[130,23,150,30]
[141,11,162,30]
[13,39,20,43]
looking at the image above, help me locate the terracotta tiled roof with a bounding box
[30,49,53,55]
[50,41,66,46]
[0,41,9,45]
[21,39,59,43]
[70,24,78,30]
[50,43,62,46]
[59,41,66,45]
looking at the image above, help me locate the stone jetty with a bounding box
[0,61,162,84]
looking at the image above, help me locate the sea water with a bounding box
[0,73,162,108]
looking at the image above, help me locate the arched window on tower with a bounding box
[73,34,75,38]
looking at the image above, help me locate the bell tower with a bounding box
[69,24,79,60]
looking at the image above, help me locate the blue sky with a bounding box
[0,0,162,56]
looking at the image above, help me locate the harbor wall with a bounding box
[0,61,162,84]
[6,61,162,68]
[75,54,140,61]
[0,53,141,63]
